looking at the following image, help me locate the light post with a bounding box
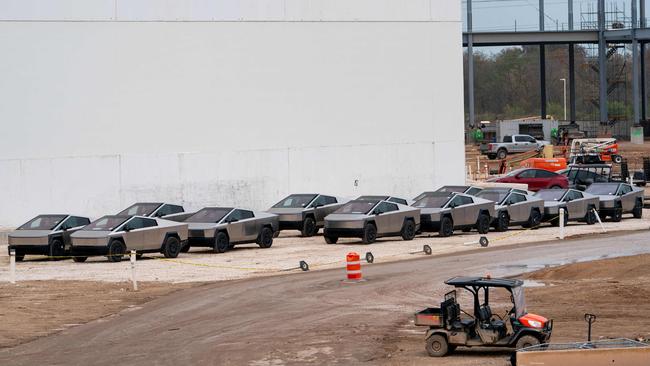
[560,78,567,121]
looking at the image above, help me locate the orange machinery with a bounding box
[520,158,567,172]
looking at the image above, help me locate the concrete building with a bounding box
[0,0,465,227]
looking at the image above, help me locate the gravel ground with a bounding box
[0,210,648,283]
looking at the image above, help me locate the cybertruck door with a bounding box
[453,196,476,226]
[313,195,339,225]
[224,210,246,242]
[238,210,259,241]
[564,191,586,219]
[618,184,635,212]
[377,202,402,234]
[505,193,529,222]
[120,218,146,250]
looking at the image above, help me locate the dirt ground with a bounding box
[382,254,650,366]
[0,281,194,348]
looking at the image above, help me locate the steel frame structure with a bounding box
[464,0,646,128]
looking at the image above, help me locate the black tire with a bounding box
[523,209,542,229]
[584,206,597,225]
[487,154,497,160]
[49,238,65,259]
[496,148,507,160]
[362,223,377,244]
[301,217,317,237]
[495,211,509,232]
[213,231,230,253]
[324,235,338,244]
[257,227,274,248]
[633,199,643,219]
[551,208,568,227]
[106,239,126,262]
[401,220,416,241]
[439,216,454,237]
[15,254,25,262]
[425,334,449,357]
[72,256,87,263]
[476,212,491,234]
[162,236,181,258]
[611,203,623,222]
[515,335,540,350]
[180,243,191,253]
[612,155,623,164]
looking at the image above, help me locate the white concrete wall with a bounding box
[0,0,464,226]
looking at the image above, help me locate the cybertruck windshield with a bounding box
[413,193,452,208]
[18,215,67,230]
[185,208,233,223]
[273,194,317,208]
[118,203,161,216]
[585,183,619,195]
[535,190,566,201]
[84,216,130,232]
[334,200,378,215]
[477,190,509,205]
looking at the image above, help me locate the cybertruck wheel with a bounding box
[425,334,449,357]
[72,256,87,263]
[401,219,416,241]
[439,217,454,237]
[584,206,597,225]
[302,217,317,237]
[524,209,542,229]
[49,238,65,259]
[180,243,191,253]
[257,227,274,248]
[213,232,230,253]
[324,235,338,244]
[476,212,491,234]
[362,223,377,244]
[611,203,623,222]
[163,236,181,258]
[106,240,126,263]
[551,208,568,227]
[516,335,540,350]
[495,212,509,232]
[633,199,643,219]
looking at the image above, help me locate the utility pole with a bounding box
[540,0,547,119]
[467,0,475,129]
[598,0,608,124]
[632,0,640,125]
[568,0,576,124]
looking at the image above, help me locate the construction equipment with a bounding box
[569,138,622,164]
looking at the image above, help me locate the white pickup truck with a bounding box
[480,134,550,160]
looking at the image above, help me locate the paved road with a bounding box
[1,231,649,365]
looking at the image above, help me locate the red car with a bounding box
[488,168,569,192]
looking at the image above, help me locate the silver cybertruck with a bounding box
[585,182,644,221]
[70,215,188,262]
[7,214,91,261]
[413,185,483,202]
[413,192,495,237]
[476,188,544,231]
[184,207,279,253]
[535,189,600,226]
[323,199,420,244]
[267,194,347,237]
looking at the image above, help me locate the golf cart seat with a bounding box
[478,304,505,330]
[442,298,475,330]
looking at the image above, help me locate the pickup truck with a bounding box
[480,134,550,160]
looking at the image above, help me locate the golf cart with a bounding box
[415,277,553,357]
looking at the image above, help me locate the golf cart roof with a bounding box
[445,277,523,289]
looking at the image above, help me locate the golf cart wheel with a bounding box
[72,256,87,263]
[362,223,377,244]
[301,217,317,237]
[162,236,181,258]
[584,206,597,225]
[611,203,623,222]
[401,219,416,241]
[257,227,274,248]
[425,334,449,357]
[106,239,126,263]
[324,235,338,244]
[439,216,454,237]
[496,148,507,160]
[213,231,230,253]
[515,335,540,350]
[476,212,491,234]
[495,212,509,232]
[49,238,65,259]
[633,199,643,219]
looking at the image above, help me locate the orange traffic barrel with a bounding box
[346,252,362,281]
